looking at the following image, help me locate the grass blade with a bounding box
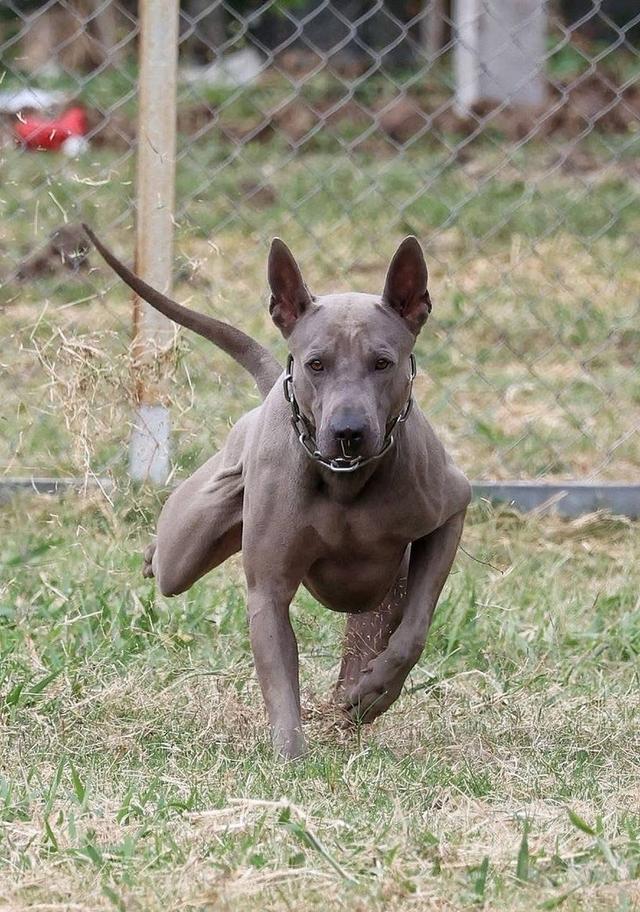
[516,821,530,882]
[69,763,87,804]
[473,856,489,900]
[567,808,596,836]
[280,809,356,884]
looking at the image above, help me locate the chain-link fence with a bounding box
[1,1,639,492]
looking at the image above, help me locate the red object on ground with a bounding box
[14,106,87,150]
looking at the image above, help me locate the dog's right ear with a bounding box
[268,238,313,337]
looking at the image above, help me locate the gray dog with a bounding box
[85,226,471,759]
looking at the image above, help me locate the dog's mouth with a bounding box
[319,430,379,462]
[339,437,362,458]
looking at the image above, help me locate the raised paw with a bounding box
[340,650,410,724]
[142,540,156,579]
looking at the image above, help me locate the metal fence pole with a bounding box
[129,0,180,484]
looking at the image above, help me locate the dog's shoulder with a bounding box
[404,409,472,519]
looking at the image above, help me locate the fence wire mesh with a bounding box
[1,1,639,487]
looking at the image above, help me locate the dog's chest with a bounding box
[303,505,407,612]
[309,493,428,561]
[314,481,431,542]
[302,491,433,611]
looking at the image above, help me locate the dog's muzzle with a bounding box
[283,354,416,474]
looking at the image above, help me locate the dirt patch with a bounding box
[472,73,640,141]
[271,100,317,143]
[373,70,640,145]
[377,97,430,143]
[7,60,633,155]
[210,66,640,152]
[176,103,216,139]
[238,180,278,208]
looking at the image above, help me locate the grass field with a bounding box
[1,493,639,911]
[1,48,640,912]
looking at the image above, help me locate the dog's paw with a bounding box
[340,650,408,724]
[142,540,156,579]
[272,726,307,761]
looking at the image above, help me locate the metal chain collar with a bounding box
[283,354,416,474]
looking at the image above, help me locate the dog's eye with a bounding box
[375,358,392,371]
[308,359,324,372]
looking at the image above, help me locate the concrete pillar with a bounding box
[454,0,547,115]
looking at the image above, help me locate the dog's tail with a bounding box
[83,224,282,400]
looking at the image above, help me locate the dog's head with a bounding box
[268,237,431,463]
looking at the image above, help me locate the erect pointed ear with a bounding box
[268,238,313,337]
[382,236,431,335]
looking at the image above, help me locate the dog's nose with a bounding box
[334,425,365,451]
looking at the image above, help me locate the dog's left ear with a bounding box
[382,236,431,335]
[268,238,313,337]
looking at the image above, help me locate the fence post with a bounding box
[129,0,180,484]
[453,0,546,116]
[420,0,447,61]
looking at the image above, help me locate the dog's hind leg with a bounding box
[145,417,252,596]
[152,457,243,597]
[146,450,243,597]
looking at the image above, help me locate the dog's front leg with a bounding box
[342,509,466,723]
[247,585,305,759]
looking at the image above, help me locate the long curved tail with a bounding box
[83,224,282,400]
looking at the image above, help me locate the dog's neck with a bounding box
[315,465,377,503]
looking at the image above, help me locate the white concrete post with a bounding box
[454,0,547,116]
[129,0,180,483]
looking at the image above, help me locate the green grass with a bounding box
[1,494,639,910]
